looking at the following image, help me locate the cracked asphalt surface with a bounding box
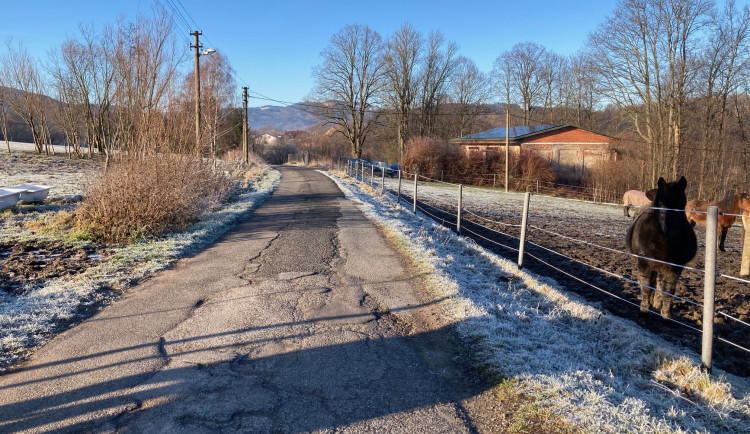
[0,166,495,433]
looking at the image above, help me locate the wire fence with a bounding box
[341,160,750,374]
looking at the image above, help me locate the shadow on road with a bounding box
[0,315,488,432]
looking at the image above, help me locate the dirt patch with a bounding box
[0,241,104,295]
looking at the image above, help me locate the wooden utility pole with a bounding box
[505,110,510,192]
[242,86,248,165]
[191,31,203,150]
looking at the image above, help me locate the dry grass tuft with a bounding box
[653,355,738,409]
[492,379,580,433]
[73,155,234,244]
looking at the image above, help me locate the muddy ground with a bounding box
[0,241,104,295]
[394,185,750,377]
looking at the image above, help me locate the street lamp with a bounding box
[191,31,216,151]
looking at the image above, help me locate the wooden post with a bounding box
[741,207,750,276]
[505,110,510,193]
[370,165,374,188]
[242,86,248,164]
[191,31,203,150]
[702,206,718,372]
[457,184,463,235]
[518,192,531,269]
[413,172,418,214]
[380,168,385,193]
[397,170,402,209]
[493,173,496,188]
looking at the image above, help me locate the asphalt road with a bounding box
[0,166,495,433]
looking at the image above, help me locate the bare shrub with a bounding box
[402,136,457,178]
[455,152,495,185]
[583,159,639,203]
[512,151,555,190]
[74,155,233,244]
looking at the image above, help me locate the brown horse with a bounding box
[623,189,658,217]
[685,192,748,252]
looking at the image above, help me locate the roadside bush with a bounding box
[401,136,457,179]
[74,155,234,244]
[582,159,638,203]
[511,151,555,190]
[401,136,556,190]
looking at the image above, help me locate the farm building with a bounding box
[450,124,620,181]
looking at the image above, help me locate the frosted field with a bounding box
[327,170,750,433]
[375,172,750,379]
[0,148,280,370]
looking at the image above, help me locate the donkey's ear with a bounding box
[678,176,687,189]
[658,177,666,189]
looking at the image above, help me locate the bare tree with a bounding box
[539,51,565,123]
[694,0,750,196]
[492,51,513,120]
[0,87,10,154]
[563,53,599,128]
[383,23,423,161]
[109,12,182,159]
[200,51,237,162]
[47,60,83,157]
[416,31,457,136]
[451,56,490,137]
[312,24,386,158]
[0,40,52,154]
[588,0,713,184]
[80,24,116,157]
[494,42,548,126]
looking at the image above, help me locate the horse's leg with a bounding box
[719,226,728,252]
[624,205,630,217]
[652,274,663,311]
[657,273,679,319]
[638,263,654,314]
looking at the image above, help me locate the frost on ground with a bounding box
[0,161,280,371]
[324,170,750,433]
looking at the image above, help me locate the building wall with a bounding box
[462,143,521,158]
[455,126,618,182]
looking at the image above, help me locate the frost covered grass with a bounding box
[325,170,750,433]
[0,160,280,370]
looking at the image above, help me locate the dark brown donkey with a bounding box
[625,177,697,319]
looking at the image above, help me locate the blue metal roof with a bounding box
[457,124,564,140]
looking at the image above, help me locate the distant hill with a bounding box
[248,102,322,131]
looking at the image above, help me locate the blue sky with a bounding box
[3,0,622,107]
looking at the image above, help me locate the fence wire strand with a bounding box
[461,225,520,253]
[524,250,704,334]
[525,239,705,310]
[416,204,457,228]
[342,170,750,357]
[528,224,706,275]
[462,208,524,228]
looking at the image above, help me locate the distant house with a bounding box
[257,133,278,146]
[450,124,620,181]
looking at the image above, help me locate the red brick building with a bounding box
[450,124,620,181]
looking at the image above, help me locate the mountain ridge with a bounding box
[248,102,322,131]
